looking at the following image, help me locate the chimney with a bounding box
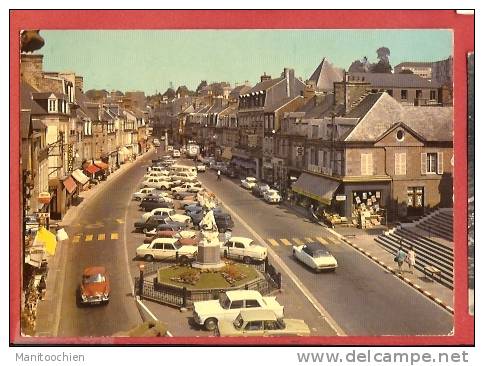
[20,53,44,90]
[284,68,295,97]
[260,72,271,82]
[333,72,371,112]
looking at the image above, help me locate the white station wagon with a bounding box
[142,177,172,190]
[241,177,257,190]
[220,237,267,263]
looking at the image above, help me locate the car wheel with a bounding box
[179,255,189,265]
[223,250,228,258]
[103,299,110,305]
[204,318,218,331]
[144,254,154,262]
[243,256,252,264]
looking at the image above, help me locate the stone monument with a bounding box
[191,191,225,270]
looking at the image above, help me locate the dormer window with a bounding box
[48,98,57,113]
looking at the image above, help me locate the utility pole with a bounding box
[330,112,336,175]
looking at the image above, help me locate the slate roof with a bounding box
[247,77,284,94]
[21,110,31,139]
[345,93,384,119]
[308,58,345,91]
[229,85,251,99]
[20,81,38,109]
[32,91,69,100]
[264,96,301,113]
[344,92,453,142]
[349,72,441,88]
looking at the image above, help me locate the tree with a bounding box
[162,88,176,99]
[348,56,371,73]
[196,80,208,94]
[370,47,392,73]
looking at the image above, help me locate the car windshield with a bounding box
[219,293,230,309]
[233,314,244,330]
[313,249,331,258]
[173,242,182,250]
[83,273,105,284]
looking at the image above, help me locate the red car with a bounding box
[79,266,110,305]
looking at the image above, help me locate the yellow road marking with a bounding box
[116,219,124,224]
[293,238,304,245]
[267,239,279,247]
[98,233,106,241]
[85,234,93,242]
[316,237,327,244]
[305,237,313,243]
[280,238,292,246]
[72,235,80,243]
[111,233,119,240]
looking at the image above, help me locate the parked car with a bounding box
[172,149,181,158]
[216,309,310,337]
[196,163,206,172]
[144,228,198,239]
[139,197,173,211]
[142,177,172,190]
[213,213,235,233]
[220,237,267,263]
[171,182,202,194]
[252,183,270,198]
[186,207,225,226]
[292,243,338,272]
[133,187,156,201]
[143,171,167,180]
[141,208,192,225]
[136,238,197,263]
[134,216,186,234]
[173,191,198,200]
[172,172,197,183]
[144,234,198,246]
[153,221,188,233]
[79,266,110,306]
[192,290,284,331]
[167,145,174,152]
[263,189,282,204]
[241,177,257,190]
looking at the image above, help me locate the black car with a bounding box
[135,216,173,233]
[214,213,234,233]
[139,197,173,211]
[154,222,187,232]
[187,207,225,226]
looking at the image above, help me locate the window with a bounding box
[421,152,443,175]
[48,99,57,112]
[416,90,423,99]
[245,321,263,331]
[401,90,408,100]
[394,153,407,175]
[360,153,374,176]
[230,300,244,309]
[396,130,405,141]
[245,300,261,308]
[153,243,163,250]
[234,242,245,249]
[264,321,281,330]
[225,242,233,248]
[430,90,436,101]
[164,244,175,250]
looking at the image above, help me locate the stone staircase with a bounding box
[375,220,454,289]
[415,209,453,242]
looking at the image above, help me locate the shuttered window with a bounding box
[421,152,443,175]
[361,153,373,176]
[394,153,407,175]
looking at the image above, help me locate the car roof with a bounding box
[239,309,277,322]
[151,238,178,244]
[304,243,329,254]
[83,266,106,276]
[230,237,253,245]
[226,290,262,301]
[152,208,173,212]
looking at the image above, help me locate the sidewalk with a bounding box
[328,227,454,312]
[35,149,155,336]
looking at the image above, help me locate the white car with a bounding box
[136,238,197,263]
[171,182,202,194]
[144,171,166,180]
[167,145,174,152]
[241,177,257,190]
[292,243,338,272]
[142,208,192,225]
[145,228,198,239]
[133,187,156,201]
[220,237,267,263]
[172,172,198,183]
[263,189,282,204]
[142,177,172,190]
[148,166,170,175]
[193,290,284,331]
[172,149,181,158]
[196,164,206,172]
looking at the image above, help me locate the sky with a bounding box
[40,30,453,95]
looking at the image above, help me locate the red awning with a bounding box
[63,176,77,194]
[38,192,52,204]
[94,161,109,170]
[85,164,101,174]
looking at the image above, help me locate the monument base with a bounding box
[191,261,226,270]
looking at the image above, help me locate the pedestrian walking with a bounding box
[406,246,416,274]
[224,229,232,243]
[217,170,221,181]
[394,245,406,273]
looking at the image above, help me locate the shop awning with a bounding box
[292,172,340,205]
[85,164,101,174]
[94,160,109,170]
[72,169,89,185]
[221,147,232,160]
[63,176,77,194]
[37,192,51,204]
[33,227,57,256]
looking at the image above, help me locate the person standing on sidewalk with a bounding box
[395,246,406,273]
[406,246,416,274]
[217,170,221,181]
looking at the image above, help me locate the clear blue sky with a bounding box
[40,30,452,95]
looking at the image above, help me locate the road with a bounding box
[197,167,453,336]
[55,151,453,337]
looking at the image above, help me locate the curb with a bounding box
[327,229,454,315]
[135,296,173,337]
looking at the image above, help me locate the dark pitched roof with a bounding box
[345,93,384,118]
[308,58,345,91]
[344,92,452,142]
[395,61,434,68]
[296,94,336,118]
[21,110,31,139]
[20,81,38,109]
[264,96,301,113]
[247,77,284,94]
[32,91,68,100]
[349,72,441,88]
[229,85,251,99]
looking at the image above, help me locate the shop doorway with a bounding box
[407,186,424,216]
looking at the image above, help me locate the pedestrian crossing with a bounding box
[265,236,337,247]
[71,232,120,244]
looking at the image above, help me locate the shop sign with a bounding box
[37,212,50,219]
[335,195,347,201]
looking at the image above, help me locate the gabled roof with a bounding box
[32,91,68,100]
[345,93,384,119]
[264,96,302,113]
[374,121,427,143]
[297,94,338,119]
[308,58,345,91]
[247,77,284,94]
[229,85,251,99]
[349,72,441,88]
